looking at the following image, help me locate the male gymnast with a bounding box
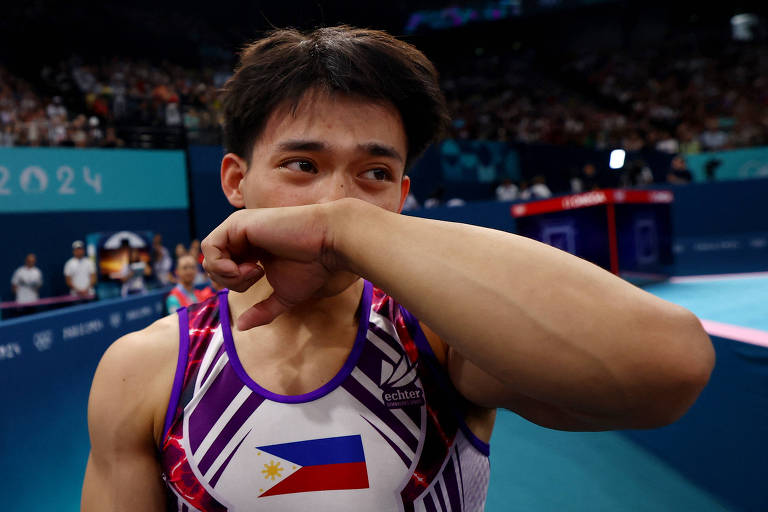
[82,26,714,511]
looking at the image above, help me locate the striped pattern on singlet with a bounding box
[160,282,490,511]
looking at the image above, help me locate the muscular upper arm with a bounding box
[81,315,179,510]
[447,350,624,431]
[421,322,624,432]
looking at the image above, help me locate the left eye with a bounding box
[281,160,318,174]
[360,169,392,181]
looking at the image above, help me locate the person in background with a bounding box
[571,162,601,193]
[188,239,202,263]
[11,253,43,304]
[187,239,209,286]
[64,240,96,298]
[699,117,728,152]
[401,192,420,211]
[118,248,151,297]
[423,186,444,208]
[666,156,694,184]
[151,234,173,286]
[170,243,188,281]
[173,243,187,264]
[521,175,552,200]
[495,178,519,201]
[622,158,655,187]
[166,255,214,313]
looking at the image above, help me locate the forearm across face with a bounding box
[329,198,714,420]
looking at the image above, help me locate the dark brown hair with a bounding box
[221,26,450,169]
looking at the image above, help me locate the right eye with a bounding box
[280,160,318,174]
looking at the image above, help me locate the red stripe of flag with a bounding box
[259,462,369,497]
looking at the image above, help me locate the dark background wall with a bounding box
[187,145,237,242]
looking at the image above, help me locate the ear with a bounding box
[397,175,411,213]
[221,153,248,208]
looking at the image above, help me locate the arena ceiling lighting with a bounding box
[609,149,626,169]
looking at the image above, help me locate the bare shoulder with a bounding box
[89,313,180,449]
[99,313,179,371]
[84,314,179,510]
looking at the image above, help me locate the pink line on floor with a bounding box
[670,271,768,283]
[700,319,768,348]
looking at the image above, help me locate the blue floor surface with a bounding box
[643,276,768,332]
[486,410,729,512]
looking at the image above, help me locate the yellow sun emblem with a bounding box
[262,460,283,480]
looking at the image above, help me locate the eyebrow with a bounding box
[276,139,404,163]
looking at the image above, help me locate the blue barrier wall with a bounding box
[1,147,191,301]
[408,178,768,276]
[0,289,169,509]
[663,179,768,275]
[623,335,768,512]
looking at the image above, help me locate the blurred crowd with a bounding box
[0,58,227,148]
[444,37,768,154]
[2,32,767,153]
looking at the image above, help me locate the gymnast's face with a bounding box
[221,90,410,214]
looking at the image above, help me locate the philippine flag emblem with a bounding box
[254,434,369,497]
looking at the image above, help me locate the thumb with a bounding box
[236,293,293,331]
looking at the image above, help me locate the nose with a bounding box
[318,171,353,203]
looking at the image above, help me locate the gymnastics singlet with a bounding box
[161,281,490,511]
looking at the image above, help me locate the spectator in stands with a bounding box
[151,234,173,286]
[622,158,655,187]
[188,238,209,286]
[118,248,151,296]
[571,162,601,193]
[64,240,96,298]
[170,242,187,279]
[100,126,124,148]
[165,254,214,313]
[423,186,444,208]
[174,243,187,260]
[521,175,552,200]
[666,156,694,184]
[11,253,43,304]
[401,192,420,211]
[677,123,701,155]
[495,178,519,201]
[699,117,729,152]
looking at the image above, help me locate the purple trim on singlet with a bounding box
[219,280,374,403]
[399,306,491,457]
[163,307,191,440]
